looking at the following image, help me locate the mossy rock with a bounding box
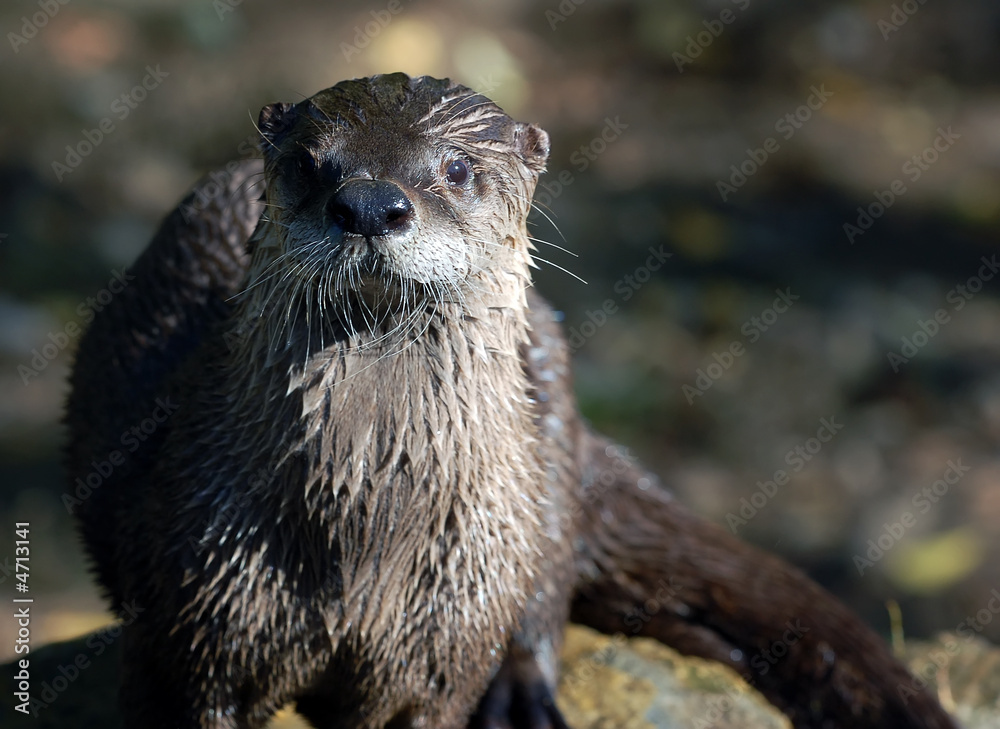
[4,624,994,728]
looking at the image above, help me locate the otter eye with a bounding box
[445,158,470,186]
[296,151,317,177]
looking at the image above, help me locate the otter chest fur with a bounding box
[65,73,959,729]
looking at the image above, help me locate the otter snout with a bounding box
[326,179,414,239]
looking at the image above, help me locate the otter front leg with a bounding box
[471,520,575,729]
[470,591,571,729]
[471,645,569,729]
[569,433,958,729]
[119,625,255,729]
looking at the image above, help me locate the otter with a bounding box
[65,73,957,728]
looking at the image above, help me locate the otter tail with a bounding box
[569,433,957,729]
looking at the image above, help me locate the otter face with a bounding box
[256,73,549,303]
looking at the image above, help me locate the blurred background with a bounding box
[1,0,999,668]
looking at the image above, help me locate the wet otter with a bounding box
[65,73,957,728]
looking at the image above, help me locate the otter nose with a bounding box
[326,179,413,238]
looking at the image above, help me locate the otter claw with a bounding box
[470,656,570,729]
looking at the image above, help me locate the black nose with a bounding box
[326,179,413,238]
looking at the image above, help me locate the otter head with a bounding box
[255,73,549,314]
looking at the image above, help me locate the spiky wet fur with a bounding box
[65,74,958,729]
[73,75,555,728]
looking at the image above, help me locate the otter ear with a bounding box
[258,102,296,150]
[515,123,550,173]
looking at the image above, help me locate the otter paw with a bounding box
[470,655,570,729]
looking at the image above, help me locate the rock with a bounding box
[3,624,993,727]
[557,625,790,728]
[904,632,1000,729]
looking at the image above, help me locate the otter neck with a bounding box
[215,226,545,611]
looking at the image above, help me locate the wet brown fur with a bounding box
[65,74,957,728]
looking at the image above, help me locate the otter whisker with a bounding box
[527,205,566,244]
[230,250,303,301]
[462,235,584,285]
[421,91,481,126]
[325,290,432,385]
[526,256,587,284]
[526,236,577,258]
[249,109,281,153]
[256,250,309,320]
